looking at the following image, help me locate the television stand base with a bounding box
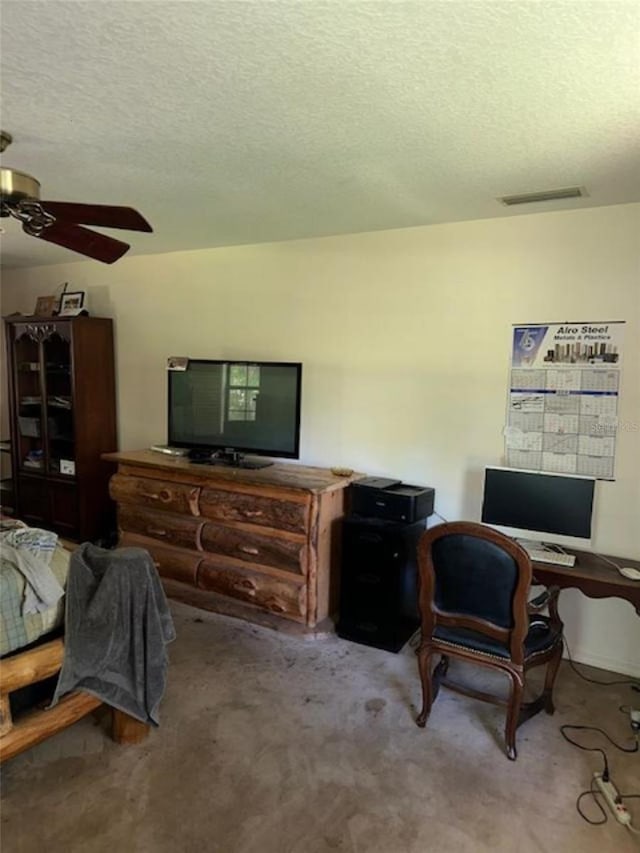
[187,448,274,469]
[225,457,273,470]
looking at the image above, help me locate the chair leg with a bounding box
[543,641,563,715]
[416,646,435,728]
[504,670,524,761]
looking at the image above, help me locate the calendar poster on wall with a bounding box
[505,321,625,480]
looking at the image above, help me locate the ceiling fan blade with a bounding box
[28,221,130,264]
[39,201,153,232]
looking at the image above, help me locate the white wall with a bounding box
[2,203,639,674]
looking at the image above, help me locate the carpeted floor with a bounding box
[2,601,639,852]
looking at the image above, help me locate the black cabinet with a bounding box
[337,516,425,652]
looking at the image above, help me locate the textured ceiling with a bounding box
[1,1,639,268]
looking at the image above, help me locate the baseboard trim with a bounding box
[564,647,640,680]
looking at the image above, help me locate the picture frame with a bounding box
[34,295,58,317]
[58,291,86,316]
[167,356,189,371]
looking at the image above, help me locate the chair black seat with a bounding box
[434,617,561,660]
[416,522,565,759]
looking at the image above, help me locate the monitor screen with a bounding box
[481,467,595,540]
[168,360,302,459]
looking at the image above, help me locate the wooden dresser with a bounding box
[104,450,355,632]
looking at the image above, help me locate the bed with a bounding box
[0,522,148,763]
[1,533,69,658]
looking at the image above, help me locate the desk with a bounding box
[532,550,640,615]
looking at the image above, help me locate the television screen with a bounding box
[481,467,595,539]
[168,360,302,459]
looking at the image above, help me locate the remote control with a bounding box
[149,445,188,456]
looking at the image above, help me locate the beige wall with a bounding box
[2,203,639,674]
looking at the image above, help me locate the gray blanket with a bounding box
[52,543,176,725]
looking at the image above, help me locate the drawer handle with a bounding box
[243,510,264,518]
[238,545,259,556]
[142,489,172,503]
[266,598,286,613]
[148,527,167,537]
[233,578,257,594]
[357,573,380,584]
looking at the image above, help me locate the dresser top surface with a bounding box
[104,450,360,494]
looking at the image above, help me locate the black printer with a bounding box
[350,476,435,523]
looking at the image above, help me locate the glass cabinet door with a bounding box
[13,334,45,474]
[42,333,75,477]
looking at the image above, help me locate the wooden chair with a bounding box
[415,522,563,760]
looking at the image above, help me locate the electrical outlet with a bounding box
[593,773,631,826]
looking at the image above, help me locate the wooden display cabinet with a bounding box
[0,438,14,515]
[4,316,117,540]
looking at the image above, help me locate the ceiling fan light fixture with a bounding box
[0,129,152,263]
[1,167,41,204]
[499,187,585,206]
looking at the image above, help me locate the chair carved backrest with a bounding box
[417,522,533,665]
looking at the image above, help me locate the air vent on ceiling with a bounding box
[499,187,584,206]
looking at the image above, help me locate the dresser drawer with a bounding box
[200,522,306,575]
[197,560,306,620]
[111,474,200,516]
[120,534,202,585]
[119,505,203,550]
[199,487,309,533]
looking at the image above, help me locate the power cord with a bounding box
[576,778,608,825]
[560,723,639,830]
[576,786,640,829]
[560,724,638,763]
[561,685,640,833]
[563,636,640,688]
[591,551,630,573]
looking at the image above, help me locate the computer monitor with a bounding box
[481,467,595,543]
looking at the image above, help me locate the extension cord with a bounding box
[593,773,631,826]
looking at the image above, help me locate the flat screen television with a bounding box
[168,359,302,468]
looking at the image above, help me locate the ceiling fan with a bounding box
[0,131,152,263]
